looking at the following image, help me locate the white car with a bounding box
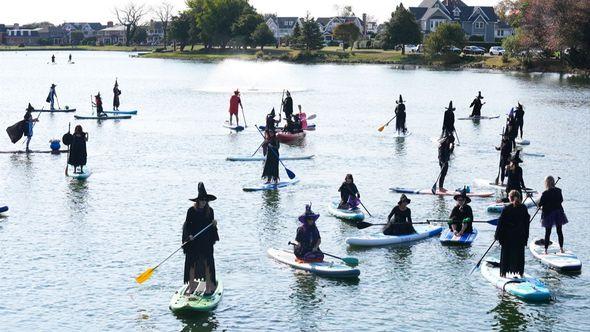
[489,46,505,55]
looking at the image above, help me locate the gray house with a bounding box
[409,0,513,42]
[265,17,301,44]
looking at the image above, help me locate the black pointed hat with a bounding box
[189,182,217,202]
[446,101,455,111]
[453,187,471,204]
[396,94,405,104]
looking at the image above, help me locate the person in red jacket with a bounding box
[228,89,242,126]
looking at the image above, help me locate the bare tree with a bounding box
[153,2,174,47]
[115,2,147,46]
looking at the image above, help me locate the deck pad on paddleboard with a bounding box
[346,225,443,247]
[169,280,223,314]
[74,115,131,120]
[457,115,500,120]
[390,187,493,197]
[243,178,299,191]
[327,201,365,221]
[33,109,76,113]
[480,259,551,302]
[103,110,138,115]
[440,228,478,245]
[67,169,92,180]
[227,155,314,162]
[530,239,582,272]
[267,248,360,278]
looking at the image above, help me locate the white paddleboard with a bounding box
[529,239,582,272]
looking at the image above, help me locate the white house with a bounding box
[62,22,104,38]
[96,25,127,45]
[265,17,301,44]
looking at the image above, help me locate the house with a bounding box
[265,17,301,44]
[0,24,6,44]
[409,0,514,42]
[316,16,366,43]
[4,24,42,45]
[38,26,68,45]
[96,25,127,45]
[62,22,104,39]
[495,21,514,39]
[146,20,164,45]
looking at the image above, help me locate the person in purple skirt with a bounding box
[538,175,568,254]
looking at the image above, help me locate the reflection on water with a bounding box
[394,136,407,156]
[179,315,219,332]
[290,274,321,331]
[67,179,89,217]
[386,245,414,268]
[490,299,528,331]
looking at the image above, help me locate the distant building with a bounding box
[96,25,127,45]
[146,20,164,45]
[38,26,68,45]
[62,22,104,39]
[4,24,42,45]
[265,17,302,44]
[409,0,514,42]
[0,24,6,44]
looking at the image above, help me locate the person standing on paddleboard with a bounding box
[51,54,55,64]
[538,176,568,254]
[265,108,279,132]
[338,174,360,209]
[442,101,456,138]
[495,134,512,185]
[469,91,485,117]
[113,80,121,111]
[500,151,526,202]
[46,84,57,111]
[437,135,453,192]
[449,189,474,237]
[262,130,280,184]
[68,54,72,63]
[183,183,219,296]
[495,190,530,278]
[67,125,88,174]
[505,112,518,150]
[93,93,107,118]
[293,204,324,262]
[394,95,407,134]
[383,194,415,236]
[515,102,525,139]
[228,90,242,126]
[23,104,38,152]
[282,90,294,121]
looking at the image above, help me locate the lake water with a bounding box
[0,51,589,331]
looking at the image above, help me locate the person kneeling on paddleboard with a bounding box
[183,183,219,296]
[338,174,360,209]
[93,93,107,118]
[293,204,324,262]
[495,190,530,278]
[449,189,474,237]
[67,125,88,174]
[383,194,415,236]
[538,175,568,254]
[262,130,280,184]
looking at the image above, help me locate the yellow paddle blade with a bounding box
[378,125,385,132]
[135,267,155,284]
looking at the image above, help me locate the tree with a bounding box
[290,23,302,48]
[251,22,275,50]
[115,2,147,46]
[70,30,85,45]
[424,22,466,56]
[335,5,354,17]
[333,23,360,51]
[153,1,174,47]
[231,12,264,48]
[382,4,422,53]
[132,26,148,44]
[169,12,191,51]
[298,16,324,51]
[189,0,255,48]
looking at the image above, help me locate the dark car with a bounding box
[442,46,462,54]
[463,46,485,55]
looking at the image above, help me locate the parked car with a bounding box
[442,46,462,54]
[404,44,417,53]
[489,46,505,55]
[463,46,485,55]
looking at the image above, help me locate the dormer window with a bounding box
[453,8,460,17]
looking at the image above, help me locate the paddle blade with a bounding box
[468,263,479,276]
[378,125,385,132]
[307,114,316,120]
[487,219,499,226]
[135,267,155,284]
[285,168,296,180]
[356,221,374,229]
[341,257,359,267]
[431,184,436,195]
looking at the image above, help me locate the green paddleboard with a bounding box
[169,279,223,314]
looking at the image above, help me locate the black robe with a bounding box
[383,206,415,235]
[494,204,530,277]
[395,103,406,131]
[470,98,483,116]
[182,206,219,283]
[283,96,293,119]
[68,133,87,166]
[338,182,359,203]
[262,136,280,181]
[449,205,473,233]
[113,87,121,108]
[442,110,455,135]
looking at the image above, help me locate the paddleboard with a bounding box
[267,248,360,279]
[327,201,365,221]
[74,115,131,120]
[390,187,494,198]
[516,139,530,146]
[0,150,67,154]
[0,206,8,213]
[440,228,478,246]
[67,169,92,180]
[242,178,300,192]
[474,179,537,193]
[457,115,500,120]
[223,121,244,131]
[227,155,314,162]
[103,110,138,115]
[486,198,537,213]
[521,152,545,157]
[529,239,582,272]
[346,225,443,247]
[393,131,412,138]
[33,109,76,113]
[480,259,551,302]
[169,279,223,314]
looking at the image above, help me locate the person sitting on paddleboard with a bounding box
[515,102,525,139]
[437,135,453,192]
[183,182,219,296]
[394,94,407,134]
[113,80,121,111]
[265,108,279,132]
[449,189,474,236]
[338,174,360,209]
[383,194,415,236]
[495,133,512,185]
[93,93,106,117]
[293,204,323,262]
[495,190,530,278]
[46,84,57,111]
[538,175,568,254]
[469,91,485,117]
[228,89,242,126]
[262,130,280,184]
[441,101,455,138]
[499,151,526,203]
[68,125,88,174]
[282,90,294,122]
[23,104,38,152]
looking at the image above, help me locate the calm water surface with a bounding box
[0,51,589,331]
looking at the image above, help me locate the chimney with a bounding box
[362,13,367,36]
[107,21,113,27]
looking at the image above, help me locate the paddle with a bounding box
[494,127,506,184]
[431,165,445,194]
[135,223,214,284]
[278,90,285,124]
[56,94,61,110]
[255,125,296,180]
[454,129,461,145]
[427,219,499,226]
[65,123,70,176]
[358,199,373,217]
[378,115,396,132]
[241,106,247,127]
[306,114,317,120]
[288,242,358,267]
[250,141,264,157]
[469,239,496,275]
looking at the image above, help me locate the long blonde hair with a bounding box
[545,176,556,190]
[509,190,522,205]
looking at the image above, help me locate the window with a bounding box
[453,8,460,17]
[475,22,484,29]
[497,29,504,37]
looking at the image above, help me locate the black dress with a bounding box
[338,183,359,204]
[283,96,293,119]
[449,205,473,233]
[68,133,87,167]
[395,103,406,132]
[494,204,530,277]
[442,110,455,136]
[505,166,525,195]
[113,86,121,109]
[438,141,451,188]
[383,206,415,235]
[470,98,483,116]
[182,206,219,283]
[262,136,280,182]
[294,224,321,259]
